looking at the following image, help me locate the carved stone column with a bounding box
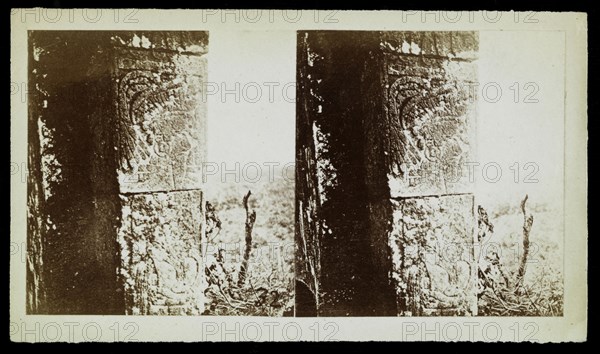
[296,31,478,316]
[112,33,208,315]
[27,31,208,315]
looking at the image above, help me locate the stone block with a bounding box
[383,54,477,197]
[115,51,207,193]
[389,194,477,316]
[118,190,205,315]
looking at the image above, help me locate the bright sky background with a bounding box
[205,30,565,208]
[476,31,564,208]
[206,30,296,167]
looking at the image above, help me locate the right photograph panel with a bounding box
[295,30,564,317]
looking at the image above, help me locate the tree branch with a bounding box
[238,190,256,287]
[516,195,534,287]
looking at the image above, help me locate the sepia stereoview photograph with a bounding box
[12,9,587,342]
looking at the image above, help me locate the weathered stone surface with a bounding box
[113,34,208,315]
[112,36,208,315]
[380,31,478,60]
[115,50,207,193]
[389,195,477,316]
[27,32,125,314]
[118,190,205,315]
[27,31,208,315]
[111,31,209,55]
[116,48,207,76]
[27,78,46,314]
[297,31,478,317]
[295,33,325,315]
[382,33,478,198]
[296,31,399,316]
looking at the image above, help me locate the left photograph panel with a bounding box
[26,31,294,316]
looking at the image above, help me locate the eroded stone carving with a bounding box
[384,57,476,197]
[390,195,477,316]
[114,41,208,315]
[296,31,478,316]
[116,64,205,193]
[26,31,208,315]
[118,190,205,315]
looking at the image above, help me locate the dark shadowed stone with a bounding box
[27,31,208,315]
[297,31,478,316]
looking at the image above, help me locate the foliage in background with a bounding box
[478,195,563,316]
[202,176,294,316]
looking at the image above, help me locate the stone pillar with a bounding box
[27,31,208,315]
[296,31,478,316]
[113,33,208,315]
